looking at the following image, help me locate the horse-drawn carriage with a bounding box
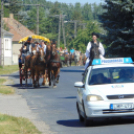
[18,36,61,88]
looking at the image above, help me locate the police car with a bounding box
[74,57,134,126]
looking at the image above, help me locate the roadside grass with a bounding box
[0,65,18,75]
[0,79,15,95]
[0,113,41,134]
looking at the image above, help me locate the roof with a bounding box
[0,27,13,37]
[92,64,134,69]
[3,29,13,37]
[3,15,35,42]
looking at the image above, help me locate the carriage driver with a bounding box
[85,33,105,70]
[20,37,35,63]
[40,41,47,55]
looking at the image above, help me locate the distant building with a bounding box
[0,28,13,65]
[3,13,35,64]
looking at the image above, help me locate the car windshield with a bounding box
[88,67,134,85]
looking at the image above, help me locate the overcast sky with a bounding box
[46,0,103,4]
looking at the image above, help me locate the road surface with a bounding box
[8,66,134,134]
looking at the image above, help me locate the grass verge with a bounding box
[0,113,41,134]
[0,65,18,75]
[0,79,15,95]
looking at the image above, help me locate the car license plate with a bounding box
[110,103,134,110]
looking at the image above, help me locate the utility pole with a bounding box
[74,21,77,38]
[61,15,66,47]
[65,20,81,38]
[36,5,39,35]
[58,14,62,48]
[1,0,4,66]
[20,4,45,35]
[50,14,66,47]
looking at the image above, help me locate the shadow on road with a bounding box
[57,117,134,128]
[58,96,76,99]
[60,69,84,73]
[57,119,83,127]
[6,84,49,90]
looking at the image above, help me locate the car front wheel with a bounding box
[82,101,93,126]
[76,102,84,122]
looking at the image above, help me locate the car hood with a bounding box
[87,83,134,96]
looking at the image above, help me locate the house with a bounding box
[0,28,13,66]
[3,13,35,64]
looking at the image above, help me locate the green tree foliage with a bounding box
[1,0,104,52]
[69,21,101,53]
[100,0,134,58]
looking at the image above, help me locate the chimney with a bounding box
[9,13,14,19]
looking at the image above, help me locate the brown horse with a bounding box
[46,43,61,88]
[34,47,46,87]
[62,53,70,67]
[69,53,77,66]
[24,46,38,86]
[82,53,87,65]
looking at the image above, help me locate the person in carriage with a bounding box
[40,41,47,55]
[85,32,105,70]
[20,37,40,64]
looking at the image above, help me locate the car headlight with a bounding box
[86,95,103,102]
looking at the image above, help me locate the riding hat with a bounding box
[92,32,99,38]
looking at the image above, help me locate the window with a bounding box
[88,67,134,85]
[5,39,11,50]
[5,39,9,50]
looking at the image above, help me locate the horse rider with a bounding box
[70,47,75,56]
[85,32,105,70]
[64,47,68,55]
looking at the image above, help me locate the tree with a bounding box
[100,0,134,59]
[69,21,101,53]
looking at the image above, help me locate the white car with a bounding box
[74,58,134,126]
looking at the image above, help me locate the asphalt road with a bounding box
[8,66,134,134]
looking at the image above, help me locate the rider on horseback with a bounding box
[85,32,105,70]
[64,47,68,55]
[70,47,75,55]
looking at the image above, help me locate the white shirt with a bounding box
[41,44,47,55]
[86,42,105,59]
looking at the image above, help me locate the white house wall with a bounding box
[4,37,12,65]
[12,42,22,65]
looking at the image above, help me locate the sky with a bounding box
[47,0,103,4]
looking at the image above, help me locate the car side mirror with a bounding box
[74,82,85,88]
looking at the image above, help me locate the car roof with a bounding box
[91,63,134,69]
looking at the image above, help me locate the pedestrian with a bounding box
[85,32,105,70]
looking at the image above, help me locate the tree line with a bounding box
[2,0,134,59]
[1,0,104,52]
